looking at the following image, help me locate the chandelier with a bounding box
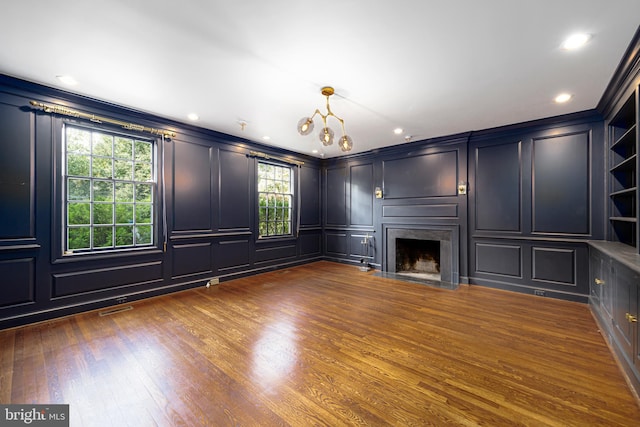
[297,86,353,152]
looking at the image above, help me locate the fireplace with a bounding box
[383,226,459,289]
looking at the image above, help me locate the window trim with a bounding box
[58,121,161,257]
[256,160,296,240]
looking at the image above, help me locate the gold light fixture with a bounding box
[297,86,353,152]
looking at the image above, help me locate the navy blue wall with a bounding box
[0,76,322,329]
[322,113,605,302]
[0,73,607,329]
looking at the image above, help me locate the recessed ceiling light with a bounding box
[312,149,318,154]
[56,75,78,86]
[187,113,199,121]
[262,136,271,141]
[554,93,573,103]
[394,128,403,135]
[561,33,591,50]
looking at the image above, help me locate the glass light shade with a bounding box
[297,117,314,135]
[339,135,353,152]
[319,127,334,146]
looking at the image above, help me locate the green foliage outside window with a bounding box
[64,126,155,252]
[258,163,293,237]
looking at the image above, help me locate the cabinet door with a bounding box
[612,262,638,359]
[589,250,605,307]
[601,257,615,321]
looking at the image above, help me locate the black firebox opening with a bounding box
[395,238,440,275]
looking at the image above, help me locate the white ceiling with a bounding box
[1,1,639,158]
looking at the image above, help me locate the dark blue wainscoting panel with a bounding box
[475,242,522,277]
[0,258,35,307]
[298,233,321,256]
[255,244,297,263]
[0,100,33,239]
[326,167,347,226]
[532,131,590,234]
[325,232,348,257]
[172,242,213,279]
[217,239,250,271]
[172,140,213,232]
[219,149,250,231]
[300,166,321,227]
[350,163,374,226]
[475,141,521,232]
[52,261,163,298]
[531,247,576,285]
[382,151,458,199]
[382,204,458,218]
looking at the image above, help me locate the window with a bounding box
[258,162,293,238]
[64,125,155,253]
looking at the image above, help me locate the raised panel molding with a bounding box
[531,247,576,286]
[0,258,35,307]
[219,149,251,230]
[475,243,522,277]
[383,204,458,218]
[325,232,348,256]
[350,163,373,226]
[299,233,321,256]
[0,101,34,239]
[217,239,250,271]
[300,166,321,227]
[52,261,163,298]
[172,140,213,232]
[475,142,521,232]
[172,242,213,279]
[532,131,590,235]
[326,167,347,226]
[255,244,297,263]
[383,151,458,199]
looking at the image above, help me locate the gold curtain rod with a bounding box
[249,150,304,166]
[29,100,177,138]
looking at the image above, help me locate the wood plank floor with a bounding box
[1,261,639,426]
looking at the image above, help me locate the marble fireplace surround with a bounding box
[383,225,459,289]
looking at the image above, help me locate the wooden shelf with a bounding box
[610,216,638,223]
[610,154,637,172]
[610,187,637,197]
[611,124,637,151]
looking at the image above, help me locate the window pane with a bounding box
[68,227,90,250]
[93,226,113,247]
[68,178,90,201]
[135,204,152,224]
[116,182,134,202]
[67,154,90,176]
[68,203,90,224]
[66,128,91,154]
[93,204,113,224]
[115,204,133,224]
[114,160,133,180]
[92,157,113,179]
[92,133,113,156]
[135,141,152,162]
[135,225,152,245]
[93,180,113,202]
[134,162,152,182]
[136,183,153,202]
[115,137,133,159]
[115,226,134,246]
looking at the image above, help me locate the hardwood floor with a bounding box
[1,261,639,426]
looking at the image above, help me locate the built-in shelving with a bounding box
[608,89,639,250]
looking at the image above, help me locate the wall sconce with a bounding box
[458,182,467,195]
[297,86,353,152]
[375,187,383,199]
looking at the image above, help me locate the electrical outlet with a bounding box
[116,296,127,304]
[206,278,219,288]
[534,290,545,297]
